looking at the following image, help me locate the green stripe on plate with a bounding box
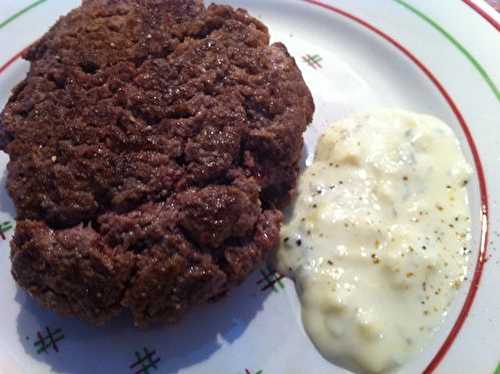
[0,0,48,30]
[394,0,500,102]
[494,363,500,374]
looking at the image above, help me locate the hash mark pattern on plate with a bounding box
[129,348,161,374]
[34,327,64,354]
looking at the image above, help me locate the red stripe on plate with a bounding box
[462,0,500,31]
[302,0,489,372]
[0,48,27,75]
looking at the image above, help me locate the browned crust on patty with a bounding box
[1,0,314,326]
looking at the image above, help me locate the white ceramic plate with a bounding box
[0,1,499,373]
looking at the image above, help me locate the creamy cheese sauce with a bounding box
[277,110,472,373]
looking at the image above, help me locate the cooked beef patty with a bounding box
[0,0,314,326]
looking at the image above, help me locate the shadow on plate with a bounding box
[15,271,270,374]
[0,168,15,217]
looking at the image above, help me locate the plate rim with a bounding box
[0,0,498,373]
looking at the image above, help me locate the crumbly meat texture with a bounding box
[1,0,314,326]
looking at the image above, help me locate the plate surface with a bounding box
[0,1,499,373]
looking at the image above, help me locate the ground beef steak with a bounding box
[0,0,314,326]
